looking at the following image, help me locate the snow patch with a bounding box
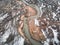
[44,39,50,45]
[34,19,39,26]
[48,26,59,44]
[52,12,56,18]
[41,29,47,38]
[1,29,11,42]
[58,1,60,5]
[0,13,8,20]
[39,3,45,17]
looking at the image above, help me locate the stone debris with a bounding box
[0,0,60,45]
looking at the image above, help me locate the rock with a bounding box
[28,18,45,41]
[24,6,37,17]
